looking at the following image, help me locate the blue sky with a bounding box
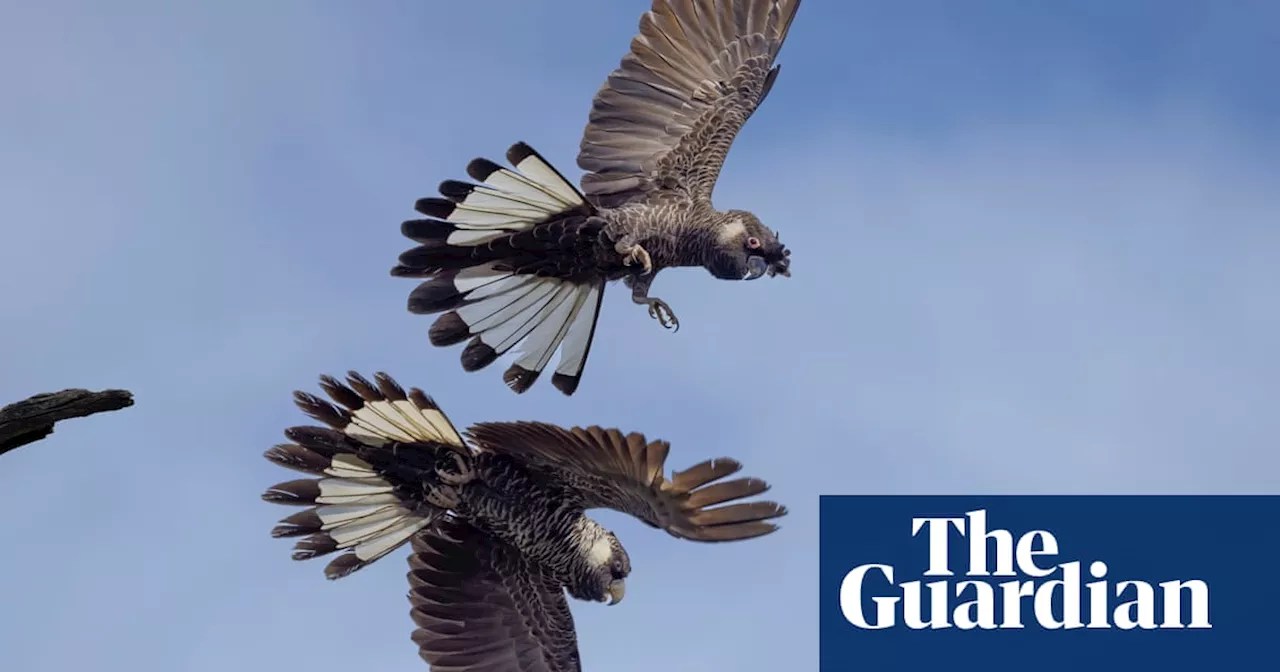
[1,1,1277,669]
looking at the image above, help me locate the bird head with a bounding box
[575,529,631,606]
[706,210,791,281]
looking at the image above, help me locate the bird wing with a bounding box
[465,421,786,542]
[576,0,802,208]
[409,517,582,672]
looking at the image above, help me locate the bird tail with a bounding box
[391,142,606,396]
[261,371,471,580]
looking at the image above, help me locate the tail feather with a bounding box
[261,372,470,580]
[392,142,606,395]
[392,142,593,276]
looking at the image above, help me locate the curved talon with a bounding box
[426,486,459,509]
[647,299,680,332]
[435,451,473,486]
[620,244,654,275]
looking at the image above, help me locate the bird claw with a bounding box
[426,486,459,509]
[620,244,653,275]
[647,299,679,332]
[435,451,474,486]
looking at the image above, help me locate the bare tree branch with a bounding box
[0,388,135,457]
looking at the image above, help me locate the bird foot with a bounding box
[646,298,680,332]
[435,451,474,486]
[618,243,653,275]
[425,485,460,509]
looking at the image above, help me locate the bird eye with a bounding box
[746,236,761,250]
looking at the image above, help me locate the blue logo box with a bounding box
[818,495,1280,670]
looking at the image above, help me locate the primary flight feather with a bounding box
[392,0,802,395]
[261,371,788,671]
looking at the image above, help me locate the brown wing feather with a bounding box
[464,421,787,542]
[576,0,803,208]
[409,518,581,672]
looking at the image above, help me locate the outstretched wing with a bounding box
[576,0,803,208]
[409,517,582,672]
[465,422,787,542]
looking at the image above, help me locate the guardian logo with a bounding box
[838,509,1210,631]
[818,496,1280,670]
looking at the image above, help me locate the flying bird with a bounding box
[261,371,787,670]
[392,0,802,395]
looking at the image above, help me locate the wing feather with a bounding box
[464,422,787,542]
[409,519,581,672]
[576,0,803,207]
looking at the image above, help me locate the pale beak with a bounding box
[744,255,768,280]
[606,579,626,606]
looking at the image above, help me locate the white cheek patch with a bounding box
[717,219,747,244]
[587,536,613,566]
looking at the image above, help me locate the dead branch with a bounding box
[0,388,134,457]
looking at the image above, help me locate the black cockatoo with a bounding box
[262,371,787,670]
[392,0,801,395]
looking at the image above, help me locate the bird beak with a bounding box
[770,248,791,278]
[606,579,626,605]
[743,255,768,280]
